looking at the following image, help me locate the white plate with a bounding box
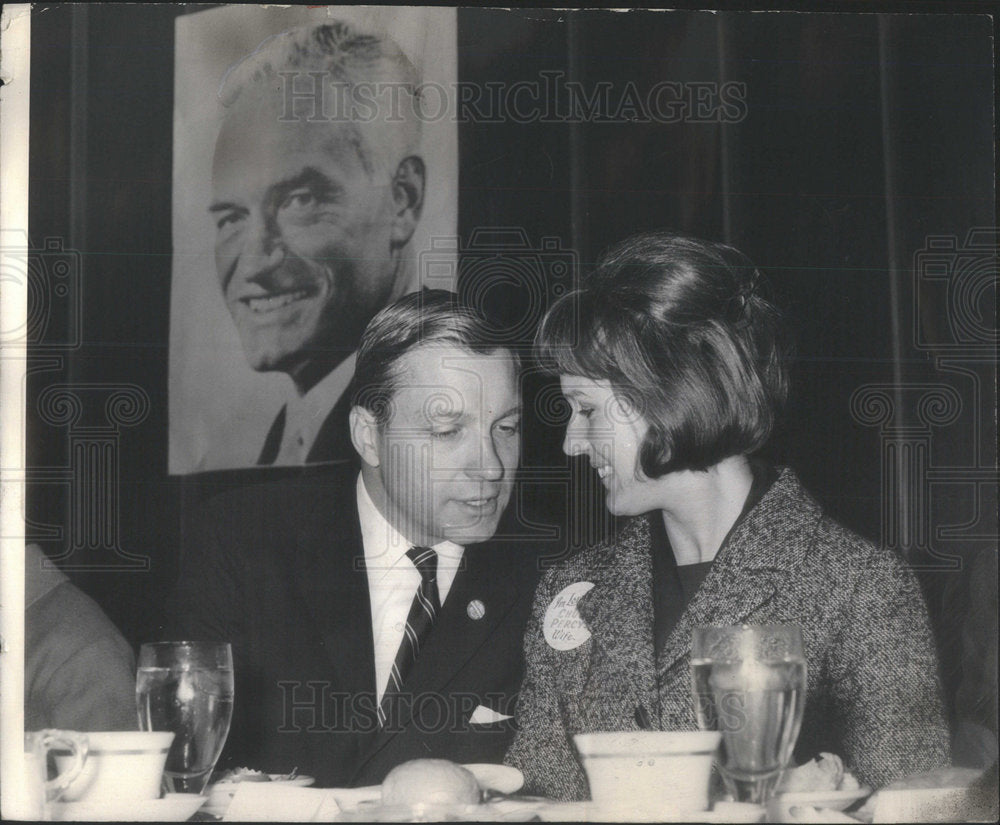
[336,801,541,822]
[203,775,315,817]
[329,785,382,808]
[464,764,525,795]
[50,793,207,822]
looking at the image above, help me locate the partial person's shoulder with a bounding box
[27,579,134,665]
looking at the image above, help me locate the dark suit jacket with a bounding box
[167,462,540,787]
[258,388,354,466]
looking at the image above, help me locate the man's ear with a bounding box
[390,155,425,247]
[350,406,381,468]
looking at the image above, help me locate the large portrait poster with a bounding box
[169,5,457,473]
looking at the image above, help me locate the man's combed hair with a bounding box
[353,290,521,426]
[536,231,791,476]
[218,20,421,175]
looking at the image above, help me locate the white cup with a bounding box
[55,731,174,803]
[574,730,722,819]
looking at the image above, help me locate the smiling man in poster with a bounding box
[169,8,457,472]
[210,22,426,465]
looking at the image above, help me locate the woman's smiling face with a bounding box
[559,375,662,517]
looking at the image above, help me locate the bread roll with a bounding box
[381,759,481,807]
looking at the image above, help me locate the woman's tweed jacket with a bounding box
[505,468,950,800]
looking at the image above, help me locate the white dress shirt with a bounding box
[356,473,465,705]
[273,352,358,466]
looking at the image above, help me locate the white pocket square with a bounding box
[469,705,514,725]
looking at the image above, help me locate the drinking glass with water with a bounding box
[136,641,234,795]
[690,625,806,805]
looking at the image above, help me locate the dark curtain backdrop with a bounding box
[25,5,996,762]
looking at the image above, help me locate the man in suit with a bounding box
[168,291,540,786]
[208,20,428,465]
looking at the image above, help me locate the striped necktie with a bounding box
[378,546,440,728]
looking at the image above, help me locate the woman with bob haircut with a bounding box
[505,231,950,800]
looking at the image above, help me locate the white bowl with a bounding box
[574,731,722,817]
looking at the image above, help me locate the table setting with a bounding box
[20,641,233,821]
[22,629,997,822]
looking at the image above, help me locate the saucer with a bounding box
[204,775,316,818]
[50,792,206,822]
[769,788,872,823]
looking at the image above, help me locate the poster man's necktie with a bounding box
[378,546,440,728]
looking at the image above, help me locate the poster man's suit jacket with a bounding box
[257,390,354,465]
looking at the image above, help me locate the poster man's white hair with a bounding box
[217,21,422,179]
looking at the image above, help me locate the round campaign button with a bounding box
[543,581,595,651]
[467,599,486,620]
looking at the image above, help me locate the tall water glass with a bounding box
[690,625,806,805]
[136,641,234,795]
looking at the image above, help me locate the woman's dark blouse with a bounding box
[651,461,779,656]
